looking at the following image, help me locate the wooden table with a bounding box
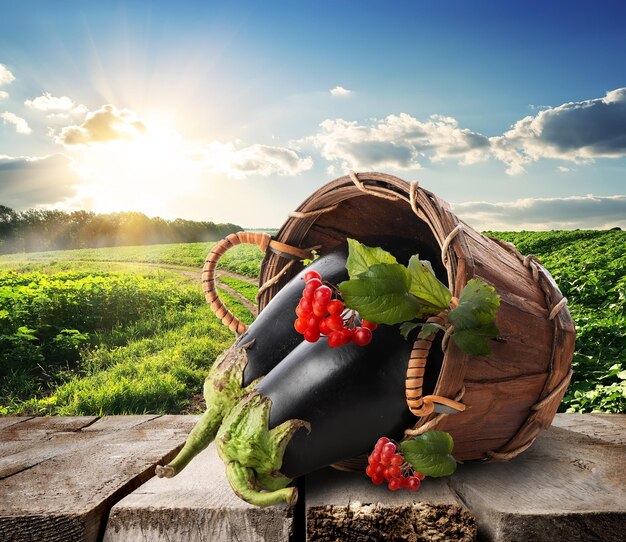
[1,414,624,542]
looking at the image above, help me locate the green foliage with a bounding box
[400,431,457,477]
[0,205,241,254]
[340,239,499,355]
[488,229,626,413]
[448,279,500,356]
[345,238,397,279]
[0,269,202,408]
[407,256,451,310]
[339,263,422,324]
[219,276,259,304]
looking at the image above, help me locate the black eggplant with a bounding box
[215,324,444,506]
[156,247,350,478]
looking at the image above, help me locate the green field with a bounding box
[0,230,624,416]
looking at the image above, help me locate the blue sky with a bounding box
[1,0,625,229]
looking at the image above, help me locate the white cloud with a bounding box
[330,86,352,97]
[192,142,313,178]
[308,113,490,171]
[558,166,572,173]
[26,93,74,112]
[0,154,81,208]
[307,87,626,176]
[0,64,15,86]
[0,91,8,100]
[453,194,626,230]
[491,87,626,175]
[55,104,146,147]
[1,112,32,134]
[25,93,87,117]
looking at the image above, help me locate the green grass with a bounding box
[0,254,255,416]
[0,241,265,277]
[219,276,259,304]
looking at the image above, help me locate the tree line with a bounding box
[0,206,242,254]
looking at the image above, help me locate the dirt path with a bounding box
[106,260,259,318]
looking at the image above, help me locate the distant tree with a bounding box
[0,206,242,254]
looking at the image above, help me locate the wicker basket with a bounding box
[202,171,575,462]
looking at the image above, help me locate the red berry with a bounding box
[415,472,425,481]
[319,318,331,336]
[313,285,332,303]
[383,467,392,480]
[294,318,307,334]
[304,278,322,295]
[298,298,313,313]
[327,331,343,348]
[352,326,372,346]
[375,437,390,451]
[388,478,401,491]
[371,473,384,485]
[365,464,376,478]
[382,442,396,457]
[390,454,403,466]
[361,319,378,331]
[374,464,385,476]
[306,314,320,328]
[368,451,381,464]
[407,477,421,491]
[380,455,391,466]
[304,328,320,343]
[304,270,321,282]
[340,328,353,345]
[388,465,401,478]
[313,302,329,318]
[327,299,344,315]
[326,314,343,332]
[397,476,408,488]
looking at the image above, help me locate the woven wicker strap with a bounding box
[405,304,465,417]
[202,231,311,335]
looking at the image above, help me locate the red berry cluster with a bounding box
[365,437,425,491]
[294,270,377,347]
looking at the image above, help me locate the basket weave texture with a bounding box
[206,172,575,463]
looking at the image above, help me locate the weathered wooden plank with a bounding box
[449,419,626,541]
[0,415,198,542]
[305,467,477,541]
[0,417,34,431]
[551,413,626,445]
[104,443,292,542]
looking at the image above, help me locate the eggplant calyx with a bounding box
[226,461,298,507]
[216,392,310,477]
[156,344,253,478]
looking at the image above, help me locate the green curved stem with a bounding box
[156,344,251,478]
[156,405,222,478]
[226,462,298,507]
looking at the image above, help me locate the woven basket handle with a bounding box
[406,312,466,417]
[202,231,311,335]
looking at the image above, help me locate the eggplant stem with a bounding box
[156,405,222,478]
[226,461,297,507]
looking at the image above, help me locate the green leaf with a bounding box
[407,256,452,311]
[448,278,500,356]
[400,321,420,339]
[345,238,397,280]
[339,263,421,325]
[400,431,457,477]
[418,322,446,339]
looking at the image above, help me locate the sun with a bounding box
[70,119,202,218]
